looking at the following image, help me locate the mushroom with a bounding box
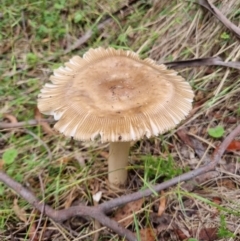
[38,47,194,186]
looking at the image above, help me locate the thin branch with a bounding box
[196,0,240,39]
[0,119,53,129]
[0,171,136,241]
[0,124,240,241]
[164,57,240,70]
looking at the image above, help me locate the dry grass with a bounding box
[0,0,240,240]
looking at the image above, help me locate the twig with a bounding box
[164,56,240,70]
[0,119,53,129]
[196,0,240,39]
[0,171,136,241]
[0,124,240,241]
[100,125,240,212]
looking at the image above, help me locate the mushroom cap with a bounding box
[38,47,194,142]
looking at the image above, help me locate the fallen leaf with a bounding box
[175,227,218,241]
[0,160,4,170]
[3,114,18,123]
[28,224,38,241]
[150,213,173,233]
[157,191,166,217]
[219,179,236,189]
[150,212,172,224]
[212,197,222,205]
[213,113,237,124]
[193,227,218,241]
[223,116,237,124]
[0,42,12,55]
[174,228,189,240]
[195,171,219,184]
[214,140,240,157]
[13,199,27,223]
[136,228,156,241]
[57,157,72,164]
[194,90,205,102]
[227,140,240,151]
[177,129,193,147]
[177,129,207,158]
[113,198,143,227]
[34,108,55,135]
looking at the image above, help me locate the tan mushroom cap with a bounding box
[38,47,194,142]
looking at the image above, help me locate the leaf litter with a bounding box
[1,0,240,240]
[113,198,144,227]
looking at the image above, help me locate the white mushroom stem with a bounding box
[108,141,131,185]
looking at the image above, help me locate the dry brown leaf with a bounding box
[219,179,236,189]
[13,199,27,223]
[194,91,205,102]
[195,171,219,183]
[0,160,4,170]
[213,113,237,124]
[175,228,189,240]
[136,228,157,241]
[3,114,18,123]
[223,116,237,124]
[177,129,208,159]
[226,140,240,151]
[34,107,55,135]
[212,197,222,205]
[193,227,218,241]
[157,191,166,217]
[176,227,218,241]
[57,157,72,165]
[113,198,143,227]
[177,129,193,147]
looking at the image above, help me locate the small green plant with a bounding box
[74,12,84,23]
[217,214,235,238]
[220,32,230,40]
[188,239,199,241]
[208,126,225,138]
[0,183,5,195]
[2,149,18,165]
[236,106,240,116]
[26,52,38,65]
[142,155,186,182]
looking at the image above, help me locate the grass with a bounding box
[0,0,240,240]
